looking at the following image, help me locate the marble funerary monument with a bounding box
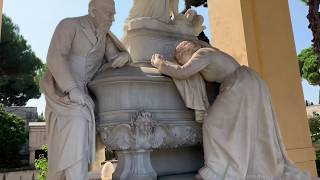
[4,0,313,179]
[89,1,208,179]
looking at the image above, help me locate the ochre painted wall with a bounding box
[208,0,317,176]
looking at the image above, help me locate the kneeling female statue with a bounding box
[151,41,316,180]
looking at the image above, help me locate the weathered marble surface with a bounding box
[151,41,316,179]
[123,2,205,64]
[40,0,130,179]
[89,64,207,179]
[88,2,209,180]
[90,66,202,151]
[90,66,207,180]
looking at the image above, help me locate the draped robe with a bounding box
[156,48,314,180]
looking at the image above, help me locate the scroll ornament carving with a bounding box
[99,110,202,150]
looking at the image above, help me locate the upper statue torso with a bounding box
[42,15,126,96]
[126,0,179,23]
[158,48,240,83]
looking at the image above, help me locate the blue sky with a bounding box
[3,0,319,114]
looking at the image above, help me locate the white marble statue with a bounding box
[101,161,114,180]
[40,0,130,179]
[126,0,179,23]
[151,41,316,180]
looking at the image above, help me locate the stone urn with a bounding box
[88,12,214,180]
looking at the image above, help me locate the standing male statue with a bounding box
[40,0,130,179]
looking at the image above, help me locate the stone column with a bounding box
[207,0,317,175]
[0,0,3,41]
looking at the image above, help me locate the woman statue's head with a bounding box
[175,41,201,65]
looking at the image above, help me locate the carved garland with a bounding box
[98,110,202,151]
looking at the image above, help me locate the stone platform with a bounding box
[89,172,197,180]
[158,173,197,180]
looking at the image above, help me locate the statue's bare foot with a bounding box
[195,174,203,180]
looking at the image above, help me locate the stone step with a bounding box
[158,173,197,180]
[90,172,198,180]
[88,171,101,180]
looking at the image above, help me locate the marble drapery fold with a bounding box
[40,15,129,179]
[155,48,314,179]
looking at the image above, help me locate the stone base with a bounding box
[112,150,157,180]
[101,146,203,180]
[151,146,203,176]
[92,172,197,180]
[88,171,102,180]
[158,173,197,180]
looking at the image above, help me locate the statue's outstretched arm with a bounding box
[152,53,210,80]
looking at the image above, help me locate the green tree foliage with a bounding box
[309,113,320,143]
[298,47,320,103]
[300,0,320,63]
[0,15,43,106]
[182,0,209,43]
[182,0,207,13]
[35,64,47,88]
[298,47,320,86]
[309,113,320,175]
[35,145,48,180]
[0,104,27,168]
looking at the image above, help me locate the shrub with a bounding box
[309,112,320,143]
[0,104,27,168]
[35,145,48,180]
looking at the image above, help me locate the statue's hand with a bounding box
[151,54,165,68]
[112,52,130,68]
[69,87,86,105]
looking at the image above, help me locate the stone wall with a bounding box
[5,106,38,164]
[28,122,47,165]
[306,105,320,118]
[0,170,37,180]
[5,107,38,122]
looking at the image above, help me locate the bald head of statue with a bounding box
[88,0,116,31]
